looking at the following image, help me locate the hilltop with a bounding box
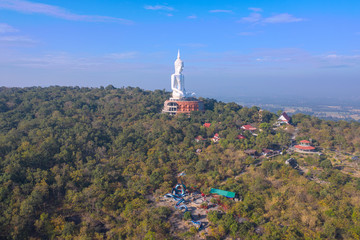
[0,86,360,239]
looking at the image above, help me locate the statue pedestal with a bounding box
[162,97,204,115]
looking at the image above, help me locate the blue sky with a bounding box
[0,0,359,100]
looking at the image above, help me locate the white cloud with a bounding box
[106,52,138,60]
[0,50,137,68]
[248,7,262,12]
[187,15,197,19]
[238,32,255,36]
[0,22,36,46]
[0,35,35,43]
[209,9,233,13]
[0,23,18,33]
[263,13,304,23]
[166,13,173,17]
[241,13,262,23]
[319,53,360,68]
[179,43,207,48]
[240,11,304,24]
[255,56,292,62]
[0,0,133,24]
[324,54,360,60]
[18,53,102,69]
[188,48,313,66]
[326,54,338,59]
[1,52,103,69]
[144,5,174,11]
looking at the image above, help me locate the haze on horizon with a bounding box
[0,0,359,101]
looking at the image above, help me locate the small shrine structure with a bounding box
[294,140,316,153]
[276,112,291,126]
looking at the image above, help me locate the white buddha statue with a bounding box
[171,50,187,99]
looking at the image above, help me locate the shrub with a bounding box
[200,202,208,209]
[320,159,333,169]
[183,211,192,221]
[210,198,218,205]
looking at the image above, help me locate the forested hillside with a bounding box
[1,86,360,239]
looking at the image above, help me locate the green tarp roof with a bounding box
[210,188,236,198]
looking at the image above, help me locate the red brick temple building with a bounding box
[163,98,204,115]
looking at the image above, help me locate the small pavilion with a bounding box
[212,133,220,142]
[294,140,315,153]
[241,125,257,131]
[203,123,211,128]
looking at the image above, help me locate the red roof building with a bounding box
[212,133,220,142]
[295,140,315,152]
[203,123,211,128]
[280,112,290,122]
[262,148,273,154]
[276,112,291,126]
[195,136,204,142]
[241,125,257,131]
[236,134,246,140]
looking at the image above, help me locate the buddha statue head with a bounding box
[174,50,184,74]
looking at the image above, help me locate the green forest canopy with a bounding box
[0,86,360,239]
